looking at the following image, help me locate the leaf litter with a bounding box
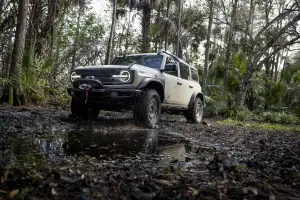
[0,108,299,199]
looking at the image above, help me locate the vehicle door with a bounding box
[179,63,194,106]
[162,58,182,105]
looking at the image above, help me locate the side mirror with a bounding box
[111,56,122,64]
[162,63,177,72]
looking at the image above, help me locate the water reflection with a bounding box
[63,129,189,159]
[12,128,191,165]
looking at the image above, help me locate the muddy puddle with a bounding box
[11,127,198,166]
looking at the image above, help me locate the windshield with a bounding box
[114,55,163,69]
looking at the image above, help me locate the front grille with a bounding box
[75,69,117,77]
[74,68,133,85]
[75,68,117,84]
[98,77,114,83]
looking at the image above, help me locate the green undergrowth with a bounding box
[217,118,300,132]
[223,106,299,124]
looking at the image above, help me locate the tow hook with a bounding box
[79,84,92,104]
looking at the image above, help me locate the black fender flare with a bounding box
[137,78,165,101]
[188,92,205,108]
[137,78,165,90]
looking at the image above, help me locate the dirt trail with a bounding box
[0,107,299,200]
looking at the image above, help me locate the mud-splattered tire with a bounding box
[71,97,99,118]
[185,97,204,124]
[133,89,161,127]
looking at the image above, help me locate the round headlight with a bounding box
[120,70,131,82]
[70,72,81,82]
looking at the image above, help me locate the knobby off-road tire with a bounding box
[185,97,204,124]
[133,89,161,128]
[71,97,99,119]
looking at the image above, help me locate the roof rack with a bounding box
[157,50,181,62]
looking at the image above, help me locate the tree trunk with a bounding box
[222,0,238,95]
[242,0,255,53]
[48,0,57,55]
[0,0,4,22]
[71,3,84,69]
[119,17,128,55]
[178,39,183,58]
[141,6,151,53]
[239,67,251,106]
[8,0,29,105]
[274,52,281,82]
[2,27,13,78]
[53,1,67,85]
[202,0,214,94]
[105,0,117,64]
[270,55,275,80]
[176,0,182,57]
[165,0,170,51]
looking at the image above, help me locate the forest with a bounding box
[0,0,300,123]
[0,0,300,199]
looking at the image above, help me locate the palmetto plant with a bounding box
[20,50,54,104]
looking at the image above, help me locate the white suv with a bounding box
[67,51,204,127]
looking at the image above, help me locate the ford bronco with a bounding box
[67,51,204,127]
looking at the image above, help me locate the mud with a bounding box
[0,107,300,199]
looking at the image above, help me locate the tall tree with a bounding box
[105,0,118,64]
[165,0,171,51]
[72,0,85,69]
[222,0,238,95]
[8,0,29,105]
[126,0,158,52]
[140,1,154,52]
[176,0,182,57]
[203,0,214,94]
[239,3,300,106]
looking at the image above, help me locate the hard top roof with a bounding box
[123,52,197,70]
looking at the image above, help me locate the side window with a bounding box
[164,57,178,77]
[191,68,199,82]
[166,57,175,63]
[179,64,190,80]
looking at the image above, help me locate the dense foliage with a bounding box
[0,0,299,122]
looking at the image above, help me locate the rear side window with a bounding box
[191,68,199,82]
[180,64,190,80]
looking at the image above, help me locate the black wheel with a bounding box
[185,97,204,124]
[71,97,99,119]
[133,89,161,127]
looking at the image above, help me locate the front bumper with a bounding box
[67,87,142,103]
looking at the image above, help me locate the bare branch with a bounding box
[254,3,297,41]
[256,35,300,69]
[254,12,300,64]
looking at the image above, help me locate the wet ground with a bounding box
[0,107,300,199]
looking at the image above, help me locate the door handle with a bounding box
[189,86,193,88]
[177,82,182,85]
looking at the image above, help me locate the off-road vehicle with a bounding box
[67,51,204,127]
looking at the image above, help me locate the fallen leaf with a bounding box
[243,187,258,195]
[202,121,210,126]
[153,179,173,187]
[51,187,57,196]
[81,174,85,180]
[186,187,199,196]
[1,170,9,184]
[248,187,258,195]
[269,193,276,200]
[8,189,19,199]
